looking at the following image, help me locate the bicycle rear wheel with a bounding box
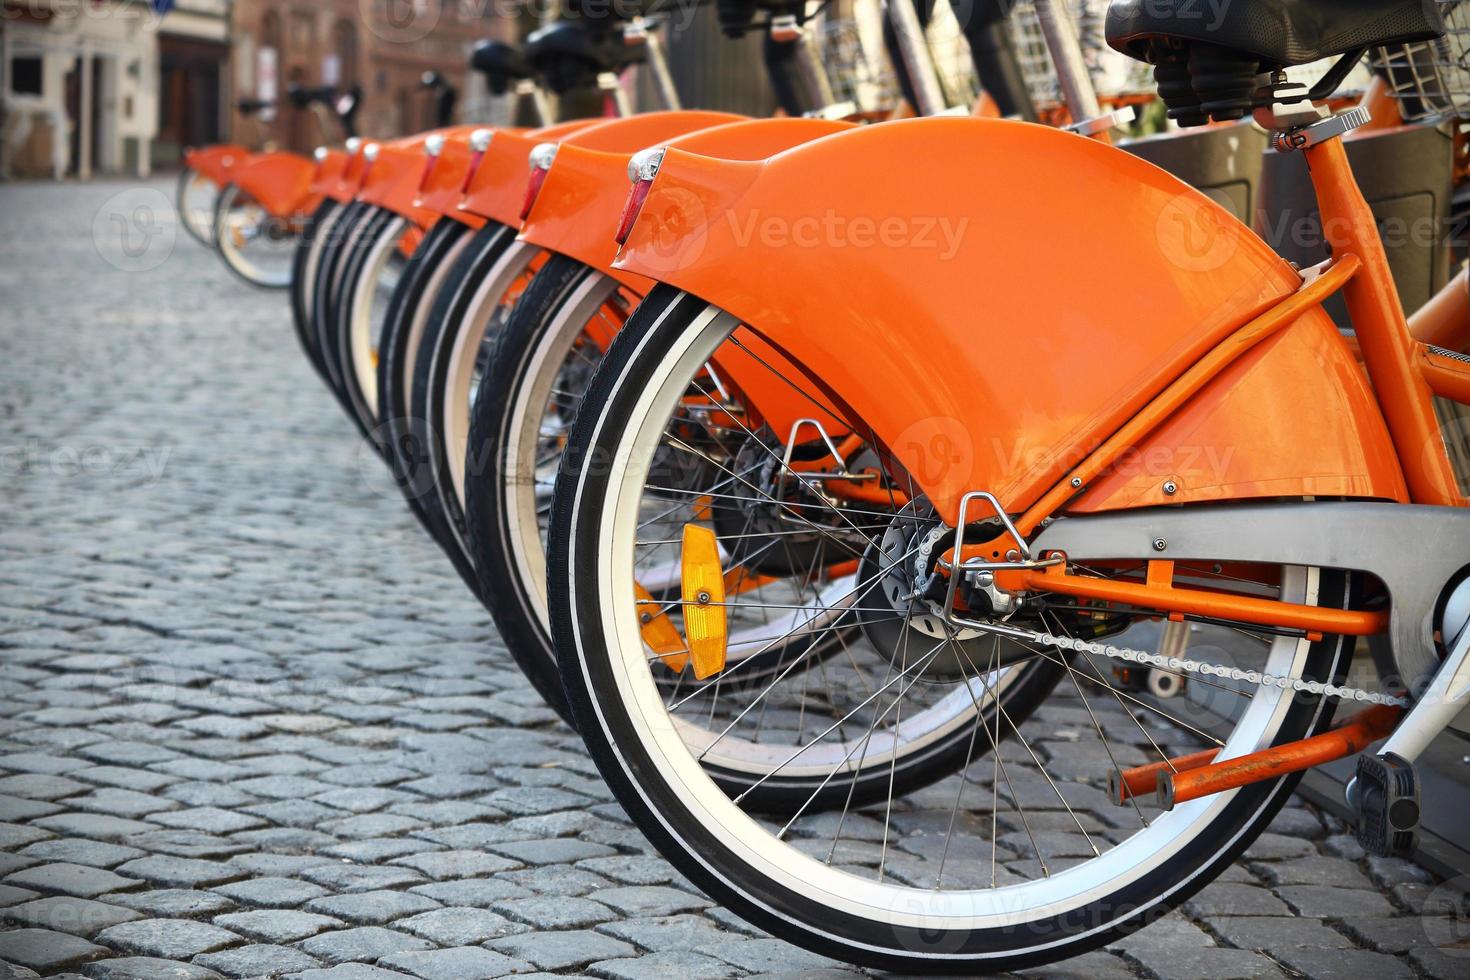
[547,286,1355,972]
[213,183,296,289]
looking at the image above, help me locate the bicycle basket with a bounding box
[1370,0,1470,122]
[820,15,901,114]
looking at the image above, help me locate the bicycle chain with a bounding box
[1017,626,1409,708]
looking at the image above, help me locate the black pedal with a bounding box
[1353,752,1420,858]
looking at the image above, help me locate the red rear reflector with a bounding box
[418,156,439,194]
[615,178,654,246]
[520,166,549,221]
[461,150,485,194]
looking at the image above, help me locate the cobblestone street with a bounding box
[1,177,1468,979]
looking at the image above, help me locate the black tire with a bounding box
[464,255,598,727]
[408,222,527,563]
[374,217,482,597]
[290,198,341,383]
[311,201,371,402]
[548,286,1353,971]
[327,205,408,447]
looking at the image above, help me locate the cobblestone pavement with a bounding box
[2,177,1469,980]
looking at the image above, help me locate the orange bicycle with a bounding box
[544,0,1470,970]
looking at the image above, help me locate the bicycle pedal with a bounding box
[1352,752,1420,858]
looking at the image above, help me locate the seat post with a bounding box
[1032,0,1101,123]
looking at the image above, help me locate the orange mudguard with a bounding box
[460,112,743,229]
[310,148,349,200]
[184,144,250,187]
[229,151,319,219]
[521,116,858,435]
[614,117,1407,526]
[359,126,485,230]
[327,144,371,203]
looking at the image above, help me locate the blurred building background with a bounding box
[0,0,518,179]
[0,0,1096,181]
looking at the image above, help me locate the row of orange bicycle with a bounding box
[180,0,1470,970]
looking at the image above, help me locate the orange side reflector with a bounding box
[681,524,728,680]
[635,581,687,673]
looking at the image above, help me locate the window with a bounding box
[11,56,42,96]
[332,20,359,88]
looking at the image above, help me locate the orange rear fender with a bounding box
[230,151,317,219]
[459,119,603,227]
[522,117,858,440]
[460,112,742,229]
[310,148,348,198]
[185,144,250,187]
[615,118,1406,525]
[522,117,855,287]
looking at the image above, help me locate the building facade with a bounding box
[229,0,507,154]
[2,0,168,179]
[1,0,511,179]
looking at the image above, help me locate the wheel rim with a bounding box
[571,298,1328,931]
[440,241,539,511]
[180,170,217,243]
[503,269,628,626]
[216,185,295,288]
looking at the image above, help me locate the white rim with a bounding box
[181,170,217,242]
[216,185,294,288]
[399,228,474,419]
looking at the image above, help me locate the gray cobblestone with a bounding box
[211,909,345,943]
[106,889,237,919]
[3,895,143,937]
[1276,884,1399,917]
[1273,946,1416,979]
[488,929,636,970]
[192,943,322,978]
[0,927,107,972]
[375,946,534,980]
[596,914,731,952]
[114,857,246,890]
[4,863,140,898]
[281,966,414,980]
[17,839,143,869]
[589,950,739,980]
[82,957,226,980]
[587,886,710,918]
[296,926,435,964]
[93,918,241,958]
[212,877,328,909]
[387,850,519,880]
[303,890,442,926]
